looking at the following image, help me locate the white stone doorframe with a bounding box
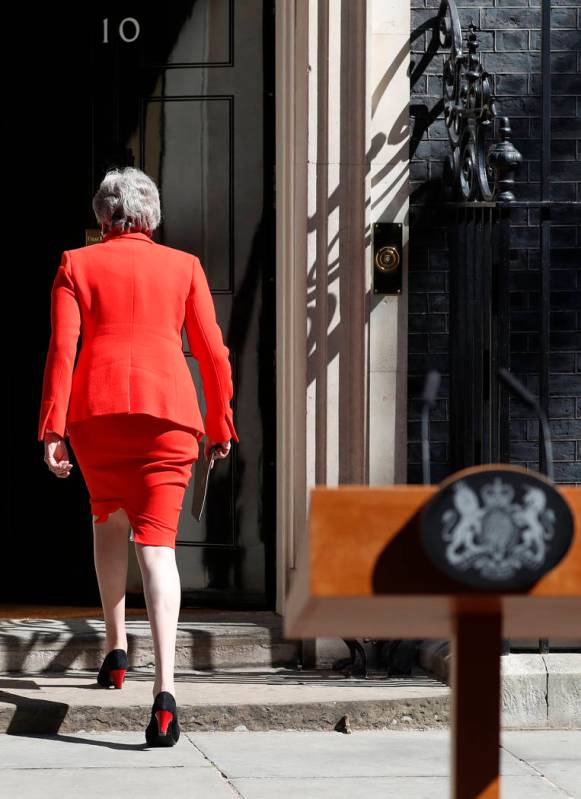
[274,0,411,621]
[274,0,307,616]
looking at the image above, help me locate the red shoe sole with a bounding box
[155,709,174,735]
[109,668,127,689]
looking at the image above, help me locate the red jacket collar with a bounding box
[101,230,155,244]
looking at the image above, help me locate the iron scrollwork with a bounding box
[438,0,523,202]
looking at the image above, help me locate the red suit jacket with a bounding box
[38,230,239,446]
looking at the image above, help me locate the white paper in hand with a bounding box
[191,445,217,521]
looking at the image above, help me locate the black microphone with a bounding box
[421,370,441,485]
[498,367,554,481]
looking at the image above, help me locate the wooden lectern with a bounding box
[284,463,581,799]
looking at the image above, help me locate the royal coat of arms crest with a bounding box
[420,468,574,590]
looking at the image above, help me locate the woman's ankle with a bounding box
[153,682,176,696]
[107,641,128,652]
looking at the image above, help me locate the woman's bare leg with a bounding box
[134,542,181,699]
[92,508,130,652]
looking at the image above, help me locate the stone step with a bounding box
[0,611,301,673]
[0,668,449,734]
[419,641,581,729]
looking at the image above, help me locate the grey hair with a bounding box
[92,167,161,234]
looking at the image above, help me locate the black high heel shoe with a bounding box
[97,648,129,689]
[145,691,180,747]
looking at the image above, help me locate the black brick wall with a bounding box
[407,0,581,486]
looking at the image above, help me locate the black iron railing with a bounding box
[437,0,580,656]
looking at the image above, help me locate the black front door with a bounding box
[10,2,275,609]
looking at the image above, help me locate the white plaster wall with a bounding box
[369,0,411,485]
[296,0,411,661]
[305,0,410,494]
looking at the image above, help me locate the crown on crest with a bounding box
[481,477,514,508]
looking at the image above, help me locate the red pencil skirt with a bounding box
[68,413,199,549]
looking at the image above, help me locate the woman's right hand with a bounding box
[205,439,232,465]
[44,432,74,478]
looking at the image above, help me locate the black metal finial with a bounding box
[439,0,523,202]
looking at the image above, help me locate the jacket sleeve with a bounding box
[183,255,239,444]
[38,251,81,441]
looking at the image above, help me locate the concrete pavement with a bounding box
[0,729,579,798]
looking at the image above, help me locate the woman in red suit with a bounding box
[38,166,239,746]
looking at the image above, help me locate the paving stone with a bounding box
[186,729,536,779]
[1,730,577,798]
[230,775,570,799]
[0,767,235,799]
[0,729,208,767]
